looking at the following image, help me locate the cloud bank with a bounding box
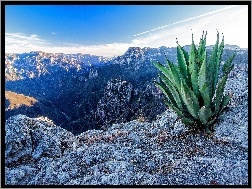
[5,5,248,57]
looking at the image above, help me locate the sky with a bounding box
[5,4,248,57]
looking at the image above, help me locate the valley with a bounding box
[5,45,248,135]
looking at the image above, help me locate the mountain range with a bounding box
[5,45,248,135]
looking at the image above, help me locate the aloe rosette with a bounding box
[153,31,236,132]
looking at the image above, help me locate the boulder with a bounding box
[5,115,78,166]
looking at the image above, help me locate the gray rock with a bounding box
[96,79,133,128]
[5,115,34,165]
[5,115,78,166]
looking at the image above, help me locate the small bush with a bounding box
[153,31,235,133]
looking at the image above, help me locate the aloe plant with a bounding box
[153,31,236,133]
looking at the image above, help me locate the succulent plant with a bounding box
[153,31,236,133]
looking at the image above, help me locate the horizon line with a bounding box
[5,43,244,57]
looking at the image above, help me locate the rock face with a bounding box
[96,79,133,129]
[95,79,166,130]
[5,115,78,167]
[5,61,248,185]
[5,104,248,185]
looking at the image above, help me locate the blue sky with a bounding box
[5,5,248,56]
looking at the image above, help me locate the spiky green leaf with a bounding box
[213,35,225,91]
[222,52,236,75]
[208,32,220,97]
[154,81,177,108]
[199,106,213,125]
[180,80,199,119]
[160,74,183,110]
[181,47,190,88]
[153,61,172,80]
[188,38,199,98]
[181,46,189,66]
[153,61,181,91]
[219,94,231,113]
[198,51,211,108]
[177,45,189,85]
[164,56,181,91]
[214,75,228,114]
[165,100,195,126]
[181,117,195,126]
[197,31,207,64]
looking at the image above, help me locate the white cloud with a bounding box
[47,43,131,57]
[5,5,248,57]
[52,32,56,35]
[130,5,248,48]
[30,34,38,38]
[5,33,50,52]
[133,5,239,37]
[5,32,129,57]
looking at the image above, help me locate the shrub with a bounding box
[153,31,236,133]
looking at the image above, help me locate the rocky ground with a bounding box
[4,62,248,185]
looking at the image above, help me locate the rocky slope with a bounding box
[5,91,68,126]
[5,60,248,185]
[5,46,248,135]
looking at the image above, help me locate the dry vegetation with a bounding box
[5,91,38,110]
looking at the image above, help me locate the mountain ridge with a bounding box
[5,45,248,134]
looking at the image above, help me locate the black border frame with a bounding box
[1,1,251,188]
